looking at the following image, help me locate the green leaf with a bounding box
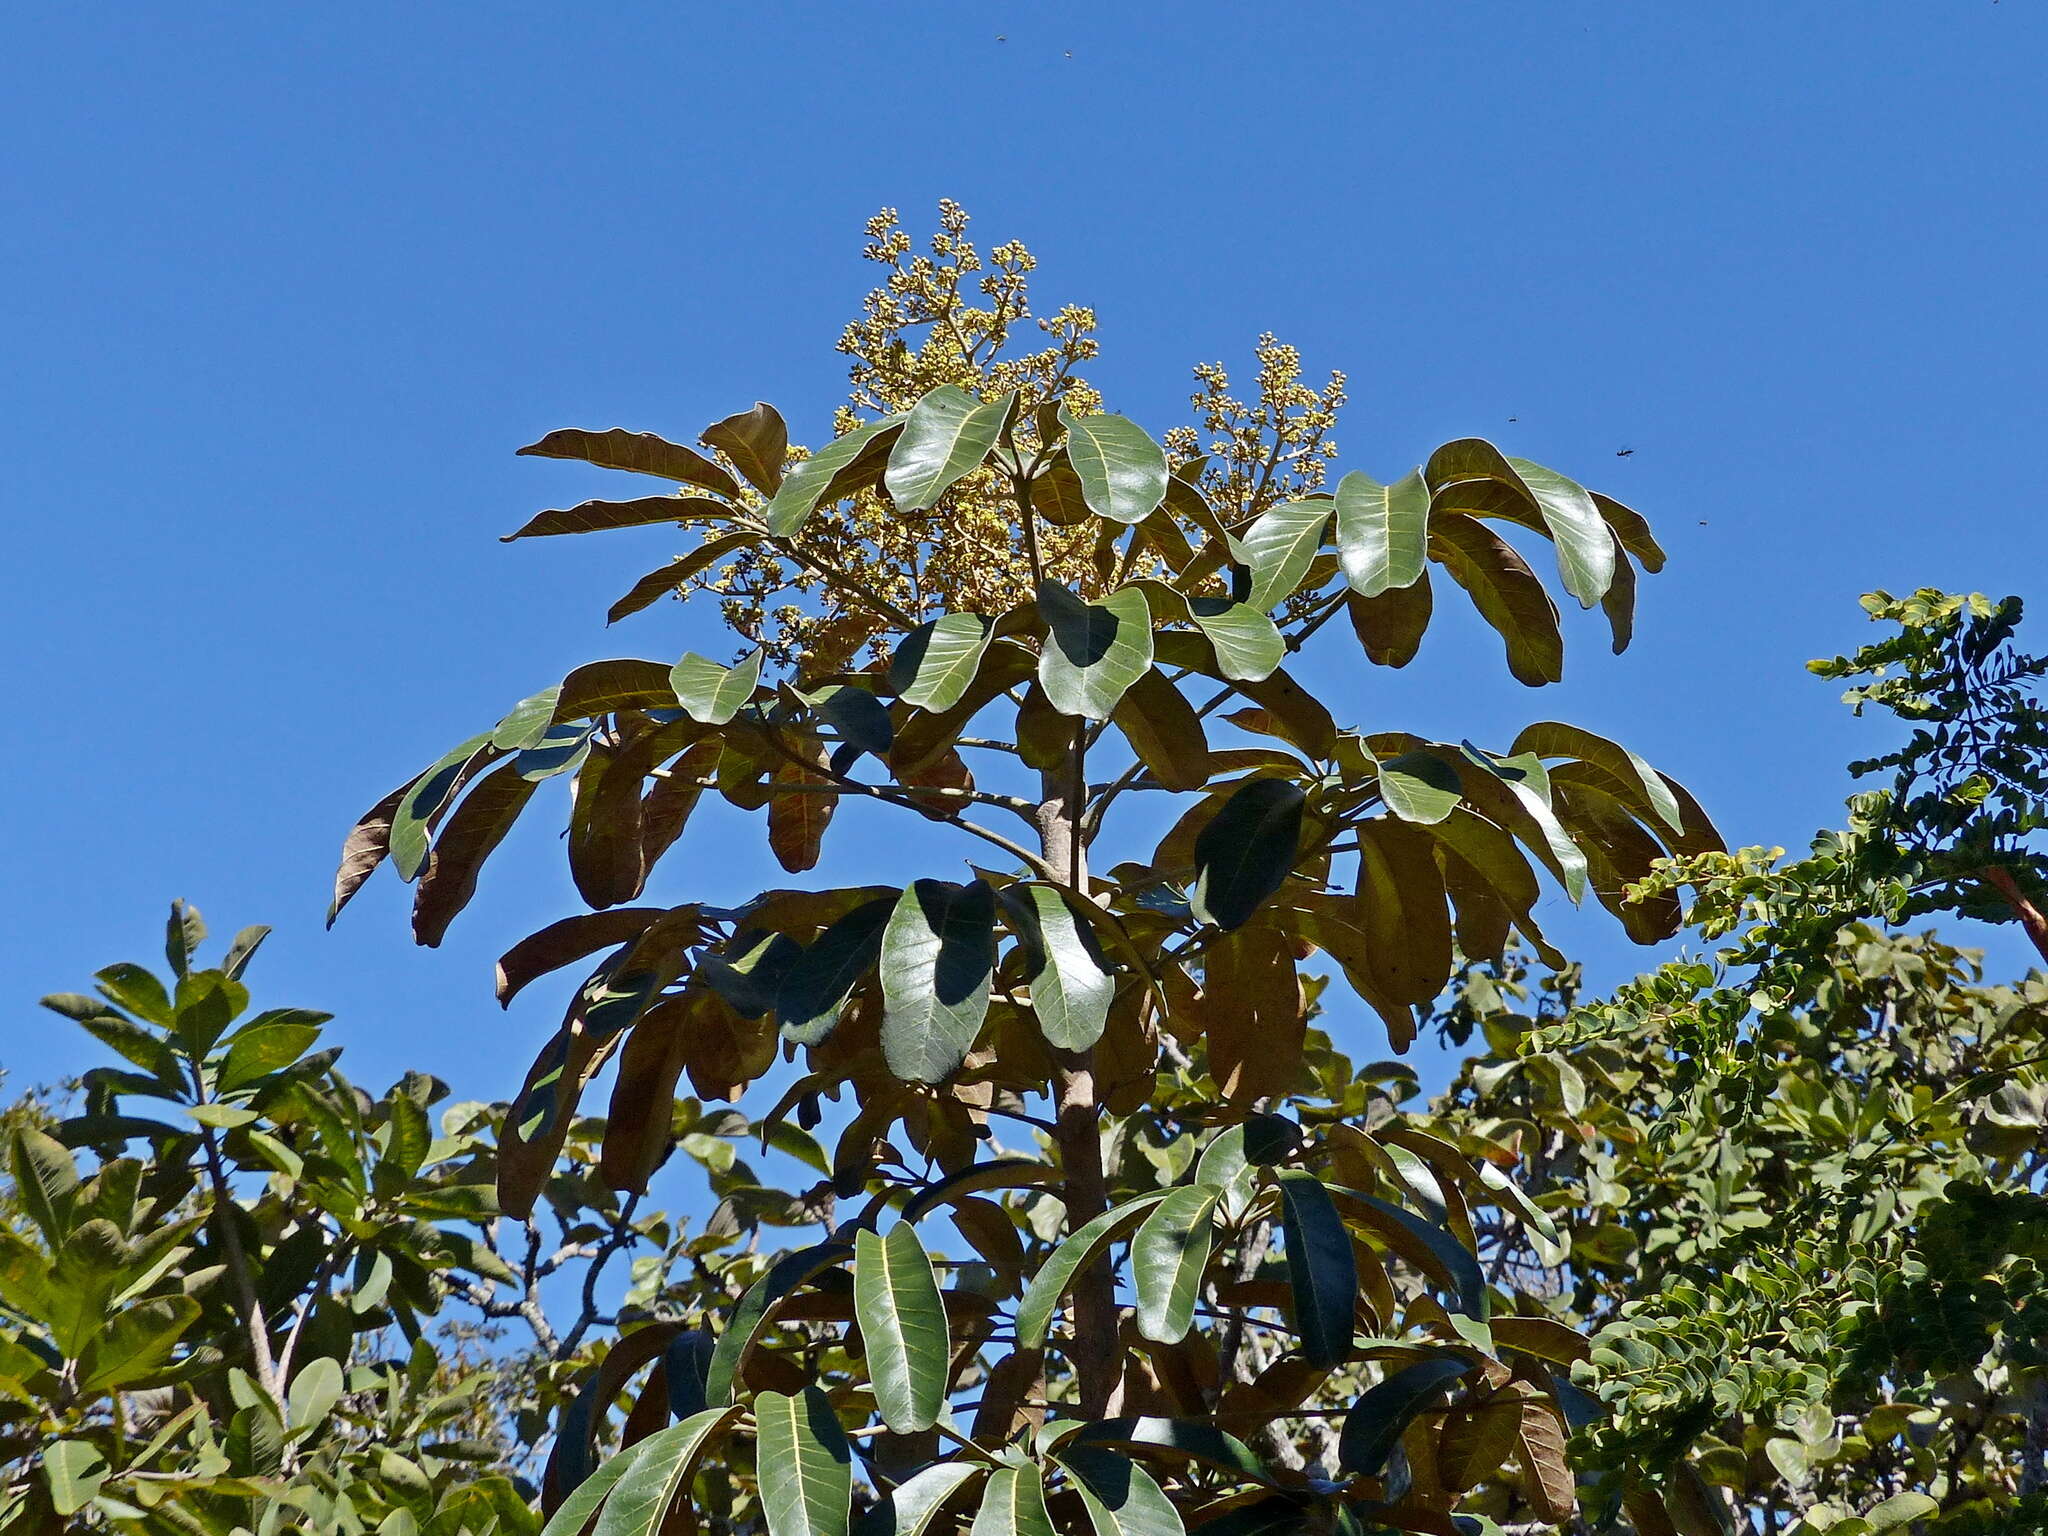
[1015,1191,1172,1348]
[1192,779,1305,931]
[492,686,564,749]
[776,896,896,1046]
[43,1440,107,1518]
[880,880,997,1082]
[538,1441,648,1536]
[1504,456,1613,609]
[1509,721,1682,833]
[518,427,742,500]
[705,1243,849,1407]
[1058,406,1168,524]
[764,415,906,537]
[1132,1186,1218,1344]
[173,970,247,1054]
[1193,1126,1256,1222]
[1862,1494,1939,1532]
[670,649,764,726]
[1056,1447,1186,1536]
[94,962,174,1026]
[217,1021,320,1093]
[1462,749,1587,904]
[9,1127,78,1246]
[891,614,996,713]
[1336,469,1429,598]
[755,1388,853,1536]
[1378,751,1463,824]
[286,1356,344,1431]
[389,732,494,882]
[78,1295,199,1392]
[1336,1354,1478,1477]
[1240,499,1330,611]
[1277,1170,1357,1369]
[888,386,1016,511]
[590,1408,734,1536]
[998,885,1116,1051]
[858,1462,985,1536]
[1187,598,1286,682]
[853,1225,950,1433]
[703,401,789,495]
[1038,583,1155,720]
[969,1463,1055,1536]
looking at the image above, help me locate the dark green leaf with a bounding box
[705,1243,849,1407]
[590,1408,734,1536]
[777,896,896,1046]
[1277,1170,1357,1369]
[1337,1355,1479,1477]
[1068,1417,1269,1484]
[1014,1191,1171,1348]
[858,1463,985,1536]
[390,732,495,882]
[1192,779,1305,931]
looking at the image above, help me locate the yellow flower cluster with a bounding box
[698,203,1347,675]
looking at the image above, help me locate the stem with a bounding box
[1036,740,1122,1417]
[187,1061,289,1437]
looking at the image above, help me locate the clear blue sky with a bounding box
[5,2,2044,1110]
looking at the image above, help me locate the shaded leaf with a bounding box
[891,613,996,713]
[880,880,997,1082]
[413,763,540,946]
[1336,1355,1478,1477]
[1057,1447,1186,1536]
[1038,583,1155,720]
[1346,575,1433,669]
[503,495,736,542]
[1429,515,1563,688]
[703,401,789,494]
[1192,779,1305,931]
[519,427,741,499]
[1277,1171,1357,1369]
[777,895,896,1046]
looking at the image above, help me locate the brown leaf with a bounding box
[1346,572,1433,668]
[766,742,837,873]
[641,738,721,876]
[599,995,691,1193]
[328,780,410,927]
[498,973,630,1218]
[495,909,670,1006]
[1428,514,1563,687]
[685,990,776,1101]
[554,658,679,720]
[1353,818,1454,1007]
[898,746,976,822]
[518,426,742,500]
[413,764,540,947]
[568,739,644,909]
[701,401,788,495]
[1436,1394,1525,1491]
[1515,1399,1577,1523]
[1192,924,1303,1104]
[606,531,757,624]
[501,494,734,541]
[1112,668,1212,792]
[1487,1316,1589,1366]
[1228,666,1337,758]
